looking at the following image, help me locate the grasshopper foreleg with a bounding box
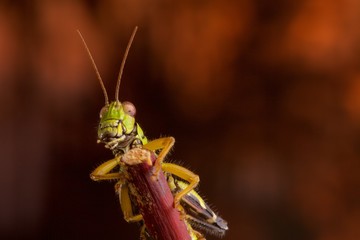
[143,137,175,178]
[90,156,122,181]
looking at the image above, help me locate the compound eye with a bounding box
[122,101,136,117]
[99,106,108,118]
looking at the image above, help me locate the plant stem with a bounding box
[121,148,192,240]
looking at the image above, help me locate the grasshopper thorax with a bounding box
[97,100,147,155]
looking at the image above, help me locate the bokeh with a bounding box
[1,1,360,239]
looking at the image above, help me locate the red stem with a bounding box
[121,148,191,240]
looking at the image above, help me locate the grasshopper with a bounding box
[78,27,228,240]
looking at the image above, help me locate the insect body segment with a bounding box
[97,101,147,154]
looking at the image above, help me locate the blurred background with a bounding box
[1,0,360,239]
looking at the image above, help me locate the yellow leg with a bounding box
[115,181,143,223]
[90,156,122,181]
[162,163,200,208]
[143,137,175,177]
[139,224,150,240]
[193,229,206,240]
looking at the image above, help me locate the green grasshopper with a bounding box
[78,27,228,240]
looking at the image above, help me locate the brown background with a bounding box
[1,1,360,240]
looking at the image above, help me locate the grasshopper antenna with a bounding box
[77,30,109,106]
[115,26,138,102]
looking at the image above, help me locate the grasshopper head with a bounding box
[79,27,146,154]
[97,100,145,152]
